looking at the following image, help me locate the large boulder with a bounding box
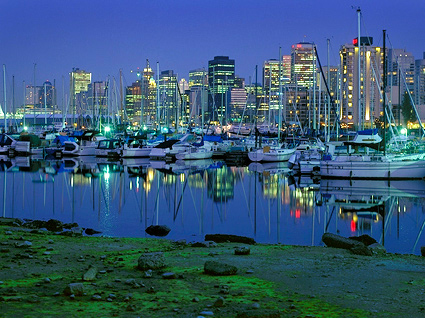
[137,252,166,270]
[322,233,365,250]
[349,234,377,246]
[205,234,256,245]
[145,225,171,237]
[46,219,64,232]
[204,261,238,276]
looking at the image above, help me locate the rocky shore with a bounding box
[1,217,425,318]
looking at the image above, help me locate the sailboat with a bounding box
[320,30,425,180]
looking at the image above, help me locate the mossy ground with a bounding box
[1,224,424,317]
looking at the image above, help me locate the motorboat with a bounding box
[62,130,106,157]
[95,139,122,157]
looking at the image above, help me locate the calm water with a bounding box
[1,156,425,255]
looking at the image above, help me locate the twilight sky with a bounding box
[1,0,424,107]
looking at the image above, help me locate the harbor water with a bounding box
[1,156,425,255]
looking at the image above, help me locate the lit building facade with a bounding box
[158,70,179,128]
[339,38,384,129]
[414,53,425,106]
[188,68,208,126]
[291,42,316,89]
[70,68,92,121]
[208,56,235,123]
[25,81,56,114]
[387,48,415,124]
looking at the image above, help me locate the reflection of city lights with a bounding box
[180,174,185,183]
[351,220,356,232]
[129,181,132,191]
[104,172,110,180]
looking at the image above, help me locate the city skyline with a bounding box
[1,0,425,108]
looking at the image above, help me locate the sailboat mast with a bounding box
[23,80,26,129]
[3,64,6,132]
[278,47,282,142]
[120,68,123,125]
[44,82,47,126]
[327,38,331,142]
[383,29,387,156]
[357,8,362,130]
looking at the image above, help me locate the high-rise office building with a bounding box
[25,81,56,114]
[70,68,92,123]
[208,56,235,123]
[188,68,208,125]
[158,70,179,127]
[339,37,384,129]
[291,42,316,89]
[414,53,425,106]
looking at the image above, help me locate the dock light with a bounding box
[105,126,111,132]
[23,126,28,131]
[143,125,147,131]
[162,127,169,134]
[400,128,407,135]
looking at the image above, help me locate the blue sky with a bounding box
[1,0,424,106]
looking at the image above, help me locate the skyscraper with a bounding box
[188,68,207,126]
[158,70,179,128]
[291,42,316,88]
[208,56,235,123]
[70,68,92,125]
[414,53,425,106]
[339,38,384,129]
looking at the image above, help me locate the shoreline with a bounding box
[1,218,425,317]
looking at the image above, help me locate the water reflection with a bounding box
[1,156,425,255]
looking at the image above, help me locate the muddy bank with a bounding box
[1,218,425,317]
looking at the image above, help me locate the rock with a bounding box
[143,269,153,278]
[46,219,64,232]
[349,234,377,246]
[235,247,250,255]
[322,233,366,250]
[205,234,256,245]
[137,252,166,270]
[126,304,137,312]
[350,244,373,256]
[236,310,281,318]
[145,225,171,237]
[421,246,425,257]
[199,311,214,316]
[162,272,176,279]
[213,296,225,307]
[85,228,102,235]
[63,222,79,230]
[63,283,85,296]
[204,261,237,276]
[191,241,218,248]
[0,217,24,226]
[91,294,102,301]
[82,266,98,281]
[369,243,387,254]
[15,241,32,248]
[26,220,47,229]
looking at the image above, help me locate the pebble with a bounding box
[91,294,102,301]
[192,297,200,302]
[162,272,176,279]
[199,311,214,316]
[251,302,260,309]
[43,252,51,255]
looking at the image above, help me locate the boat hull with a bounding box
[321,157,425,179]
